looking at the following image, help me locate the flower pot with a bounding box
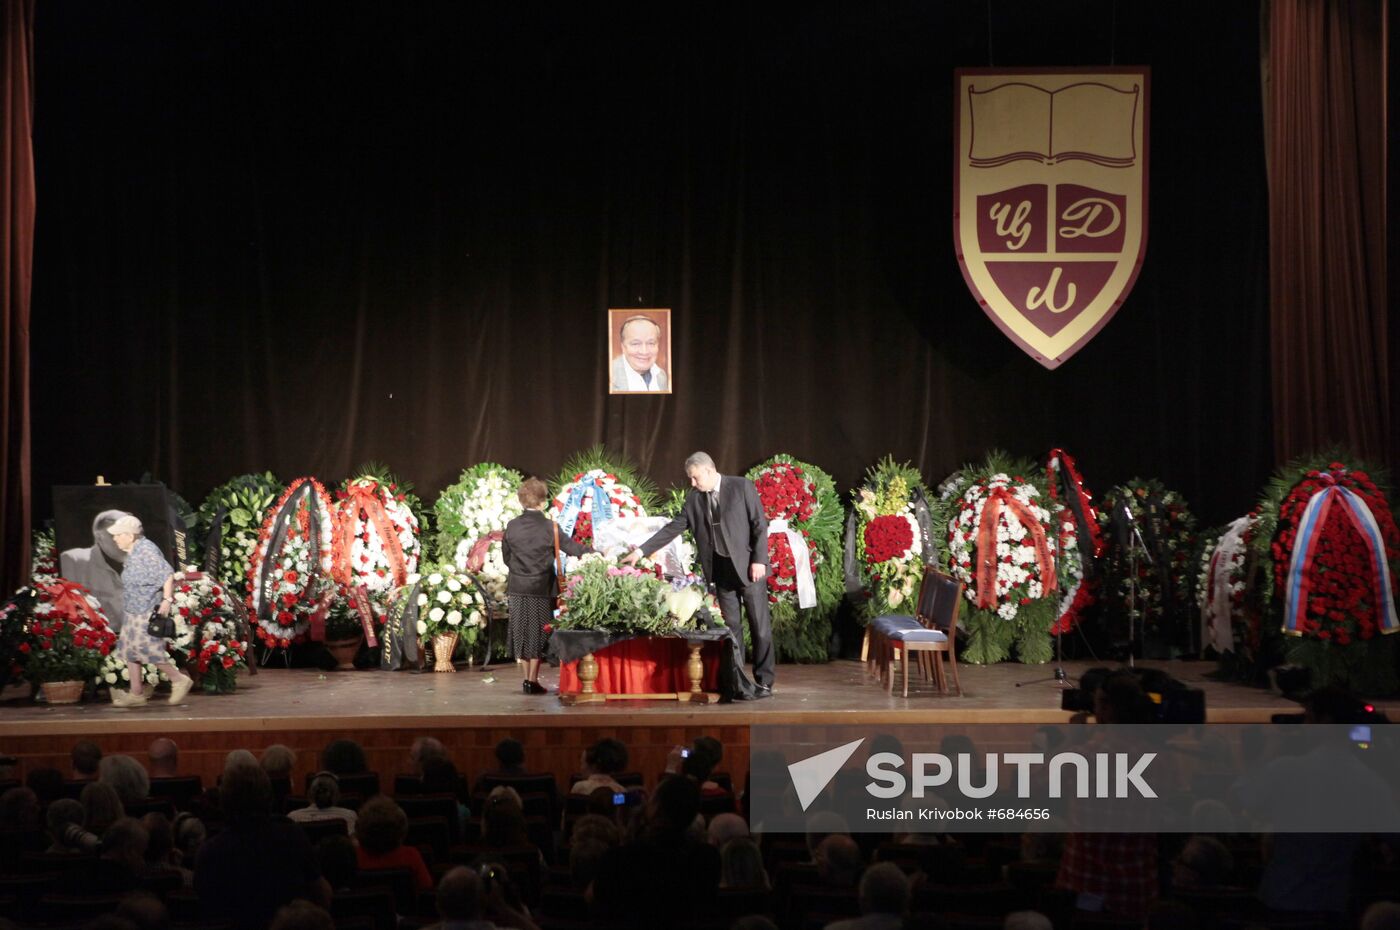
[324,634,364,671]
[431,632,459,673]
[42,680,85,704]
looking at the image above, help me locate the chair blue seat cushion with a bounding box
[890,627,948,643]
[871,614,921,635]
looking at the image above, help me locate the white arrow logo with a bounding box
[788,738,865,811]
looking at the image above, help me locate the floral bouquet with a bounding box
[334,469,422,627]
[1196,514,1260,665]
[24,582,117,686]
[407,564,489,647]
[1097,478,1197,656]
[1045,450,1102,635]
[247,477,337,651]
[551,446,658,549]
[935,454,1061,665]
[31,530,58,586]
[197,473,285,601]
[852,457,930,621]
[168,571,248,694]
[323,588,366,641]
[434,463,524,612]
[554,558,679,636]
[0,588,36,690]
[1251,455,1399,693]
[745,454,844,662]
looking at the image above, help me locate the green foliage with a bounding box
[961,610,1016,665]
[433,463,524,563]
[196,473,284,601]
[346,462,430,537]
[1287,634,1399,697]
[554,560,674,636]
[551,446,661,513]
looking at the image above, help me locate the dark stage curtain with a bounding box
[1264,0,1390,466]
[1,0,34,593]
[31,2,1273,529]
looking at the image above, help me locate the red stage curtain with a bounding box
[1,0,35,595]
[1265,0,1390,466]
[559,638,721,694]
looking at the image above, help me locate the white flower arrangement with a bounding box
[946,473,1058,622]
[403,563,488,641]
[335,475,421,612]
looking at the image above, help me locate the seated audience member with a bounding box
[1057,672,1160,920]
[260,744,297,782]
[1003,912,1052,930]
[409,736,447,774]
[482,787,530,846]
[568,813,621,887]
[420,755,471,832]
[815,834,865,888]
[320,739,368,777]
[224,749,257,770]
[47,797,100,853]
[173,813,205,873]
[114,891,171,930]
[436,864,541,930]
[804,810,851,862]
[1363,902,1400,930]
[81,782,126,835]
[194,761,329,930]
[26,767,65,806]
[288,772,358,831]
[571,738,628,796]
[268,901,335,930]
[707,811,750,848]
[148,738,179,778]
[142,812,184,873]
[720,836,770,889]
[0,786,40,829]
[825,862,910,930]
[590,774,720,927]
[1171,835,1234,891]
[486,738,528,778]
[355,795,433,893]
[316,834,359,893]
[100,755,152,808]
[72,740,103,781]
[94,817,149,894]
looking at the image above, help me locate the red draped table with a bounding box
[551,630,730,705]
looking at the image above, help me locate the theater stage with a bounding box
[5,659,1384,791]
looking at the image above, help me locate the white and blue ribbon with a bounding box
[1283,480,1398,636]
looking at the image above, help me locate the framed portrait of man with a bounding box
[608,308,673,395]
[52,484,182,630]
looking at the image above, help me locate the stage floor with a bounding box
[0,658,1359,736]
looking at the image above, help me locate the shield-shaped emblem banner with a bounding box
[954,68,1150,369]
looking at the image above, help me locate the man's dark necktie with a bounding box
[709,490,729,558]
[641,371,652,387]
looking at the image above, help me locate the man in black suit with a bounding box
[624,451,775,697]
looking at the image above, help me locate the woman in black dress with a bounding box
[501,477,590,694]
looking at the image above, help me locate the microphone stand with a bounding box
[1017,529,1074,689]
[1123,507,1155,669]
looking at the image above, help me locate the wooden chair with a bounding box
[868,565,963,696]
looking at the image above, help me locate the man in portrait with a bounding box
[610,313,670,392]
[59,509,132,630]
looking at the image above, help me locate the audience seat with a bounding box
[329,886,396,930]
[148,774,204,810]
[354,867,418,915]
[397,795,461,842]
[405,816,452,862]
[306,771,380,798]
[38,892,125,922]
[296,817,350,844]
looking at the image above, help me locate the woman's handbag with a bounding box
[146,607,176,639]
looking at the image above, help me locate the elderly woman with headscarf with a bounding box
[106,514,193,707]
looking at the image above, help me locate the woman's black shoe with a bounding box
[523,680,548,695]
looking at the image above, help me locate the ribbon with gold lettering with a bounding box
[974,487,1058,610]
[336,483,409,589]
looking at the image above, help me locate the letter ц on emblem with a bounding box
[953,68,1150,369]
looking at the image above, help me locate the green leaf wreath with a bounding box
[195,472,285,601]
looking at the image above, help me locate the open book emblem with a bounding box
[954,69,1150,369]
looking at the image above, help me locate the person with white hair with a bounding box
[106,514,193,707]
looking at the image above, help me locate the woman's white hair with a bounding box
[105,515,144,537]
